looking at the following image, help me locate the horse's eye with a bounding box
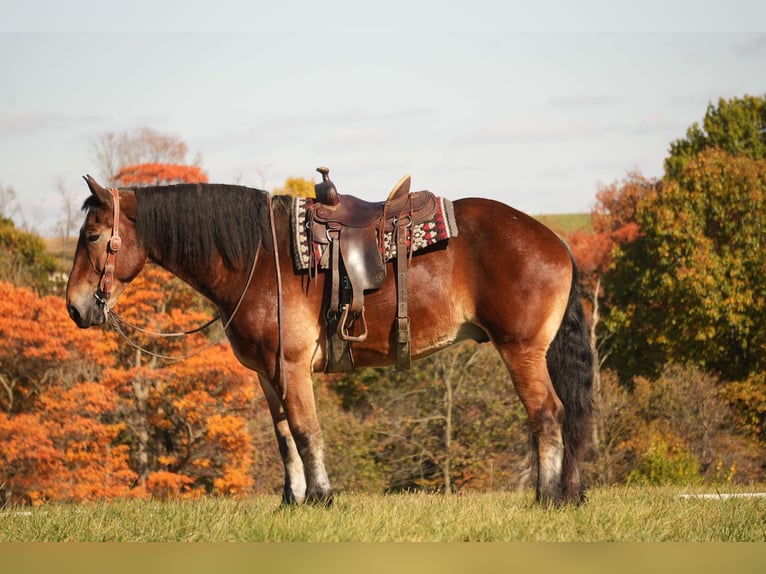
[88,234,102,244]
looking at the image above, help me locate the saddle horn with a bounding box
[315,167,340,206]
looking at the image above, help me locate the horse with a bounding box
[65,174,594,506]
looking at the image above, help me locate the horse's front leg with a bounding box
[258,374,306,504]
[280,366,334,506]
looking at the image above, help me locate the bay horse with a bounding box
[65,175,593,506]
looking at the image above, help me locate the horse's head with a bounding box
[66,175,145,328]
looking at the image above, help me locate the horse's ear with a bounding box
[83,174,113,206]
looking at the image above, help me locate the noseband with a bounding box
[96,187,122,306]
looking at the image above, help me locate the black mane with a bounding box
[133,183,287,269]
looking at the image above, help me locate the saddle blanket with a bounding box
[290,196,459,272]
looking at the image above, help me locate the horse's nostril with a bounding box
[67,304,82,325]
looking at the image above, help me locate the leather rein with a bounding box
[98,188,287,397]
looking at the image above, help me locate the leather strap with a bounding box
[268,195,288,399]
[395,201,412,370]
[329,226,341,313]
[98,187,122,304]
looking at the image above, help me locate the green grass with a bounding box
[535,212,592,233]
[3,485,766,542]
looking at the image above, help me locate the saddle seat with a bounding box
[308,167,438,372]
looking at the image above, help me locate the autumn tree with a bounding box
[613,365,762,485]
[599,96,766,384]
[604,149,764,382]
[114,163,208,187]
[273,177,315,197]
[91,127,194,186]
[0,282,134,504]
[101,347,259,498]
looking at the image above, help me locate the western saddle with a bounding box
[308,167,439,372]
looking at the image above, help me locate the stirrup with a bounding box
[337,304,369,342]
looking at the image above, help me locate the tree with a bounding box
[114,163,208,187]
[0,282,116,414]
[0,283,133,504]
[331,344,531,493]
[600,96,766,383]
[0,216,58,293]
[54,177,82,243]
[91,128,192,186]
[619,365,762,485]
[666,94,766,180]
[724,371,766,449]
[604,149,765,382]
[0,182,21,222]
[273,177,315,197]
[102,348,259,498]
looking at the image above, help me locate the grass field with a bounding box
[534,212,592,233]
[3,485,765,542]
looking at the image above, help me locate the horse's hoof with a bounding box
[305,490,334,507]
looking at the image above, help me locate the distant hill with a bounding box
[534,213,591,233]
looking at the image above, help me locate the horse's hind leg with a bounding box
[259,375,306,504]
[499,343,565,505]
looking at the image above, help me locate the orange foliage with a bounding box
[592,170,657,237]
[560,172,659,301]
[0,278,261,503]
[101,258,260,498]
[0,283,136,504]
[0,381,136,505]
[145,471,196,498]
[0,282,117,414]
[100,346,259,499]
[114,163,208,187]
[0,413,60,504]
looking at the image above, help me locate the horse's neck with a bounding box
[153,238,274,316]
[151,252,238,310]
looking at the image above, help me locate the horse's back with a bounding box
[452,197,568,257]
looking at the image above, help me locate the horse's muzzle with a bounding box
[67,299,107,328]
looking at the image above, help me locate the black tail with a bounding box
[546,255,594,501]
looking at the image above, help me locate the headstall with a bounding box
[96,187,122,306]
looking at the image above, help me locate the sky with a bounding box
[1,1,765,234]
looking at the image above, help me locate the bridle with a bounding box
[95,187,122,307]
[93,187,288,398]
